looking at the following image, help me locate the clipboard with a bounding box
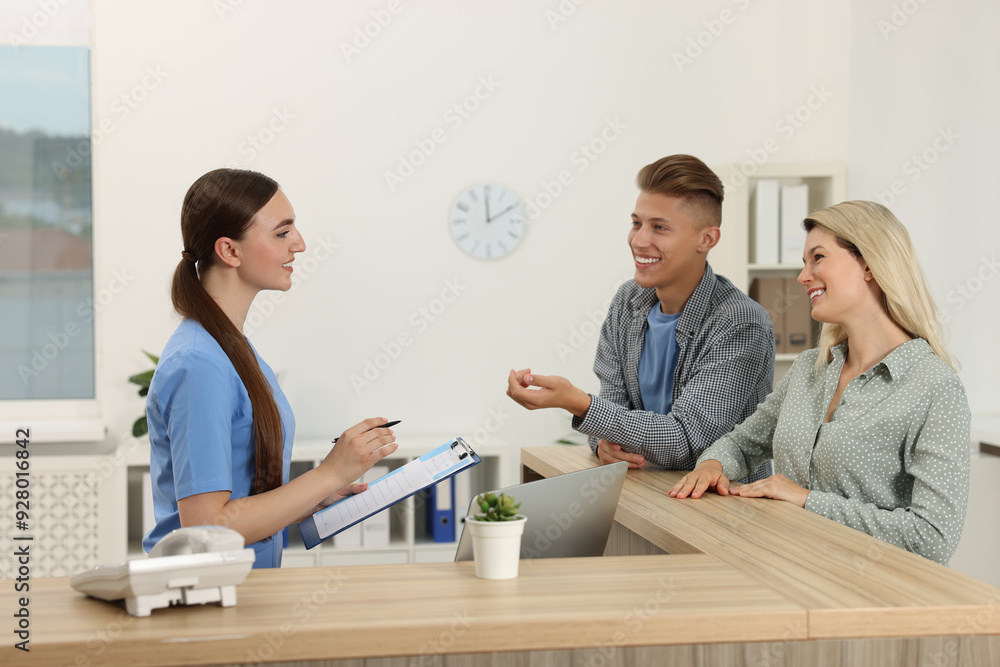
[298,437,480,550]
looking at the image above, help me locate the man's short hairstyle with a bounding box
[636,155,724,228]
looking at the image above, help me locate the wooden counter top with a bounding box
[4,555,804,666]
[522,445,1000,640]
[3,445,997,666]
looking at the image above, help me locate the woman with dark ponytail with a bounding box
[142,169,397,567]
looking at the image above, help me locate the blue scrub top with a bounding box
[142,319,295,568]
[638,303,681,415]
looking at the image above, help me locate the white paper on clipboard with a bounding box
[298,437,480,549]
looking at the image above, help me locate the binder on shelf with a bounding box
[783,276,814,355]
[426,476,455,543]
[749,277,787,354]
[298,438,480,550]
[752,179,780,264]
[780,183,810,264]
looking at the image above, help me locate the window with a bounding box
[0,45,94,400]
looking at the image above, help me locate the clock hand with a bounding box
[484,186,492,223]
[490,203,520,221]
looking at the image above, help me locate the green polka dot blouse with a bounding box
[698,338,970,565]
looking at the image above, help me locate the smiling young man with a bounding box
[507,155,774,481]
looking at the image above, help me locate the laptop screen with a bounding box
[455,462,627,561]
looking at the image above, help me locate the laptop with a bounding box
[455,461,627,561]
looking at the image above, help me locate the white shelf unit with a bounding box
[122,435,511,567]
[714,162,846,381]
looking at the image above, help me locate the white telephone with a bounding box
[71,526,256,617]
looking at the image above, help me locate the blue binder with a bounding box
[426,477,456,543]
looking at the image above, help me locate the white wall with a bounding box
[847,0,1000,587]
[0,0,90,47]
[847,0,1000,416]
[88,0,851,457]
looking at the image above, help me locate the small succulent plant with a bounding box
[474,492,522,522]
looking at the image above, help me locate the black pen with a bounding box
[333,420,401,444]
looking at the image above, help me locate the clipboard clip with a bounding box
[451,437,474,460]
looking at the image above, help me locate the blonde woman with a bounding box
[670,200,970,565]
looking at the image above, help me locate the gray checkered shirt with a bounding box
[572,264,774,483]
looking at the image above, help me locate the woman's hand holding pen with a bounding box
[319,417,398,490]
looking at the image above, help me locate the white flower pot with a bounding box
[466,515,527,580]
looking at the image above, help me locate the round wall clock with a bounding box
[449,182,525,260]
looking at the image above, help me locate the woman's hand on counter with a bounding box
[725,474,809,508]
[669,460,730,499]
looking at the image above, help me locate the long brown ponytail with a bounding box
[172,169,284,495]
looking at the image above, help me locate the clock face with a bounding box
[449,182,525,260]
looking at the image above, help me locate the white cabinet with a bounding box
[714,162,846,380]
[0,452,124,579]
[122,435,511,567]
[951,417,1000,587]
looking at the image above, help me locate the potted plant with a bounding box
[128,351,159,437]
[465,492,526,580]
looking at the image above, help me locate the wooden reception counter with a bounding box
[523,445,1000,661]
[3,445,998,666]
[7,555,809,666]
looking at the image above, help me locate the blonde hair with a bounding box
[803,200,956,371]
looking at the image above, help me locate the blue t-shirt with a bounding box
[638,303,681,415]
[142,319,295,568]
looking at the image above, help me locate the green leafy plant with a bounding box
[128,350,159,437]
[554,432,589,446]
[474,492,522,522]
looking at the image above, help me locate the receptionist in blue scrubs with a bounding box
[142,168,397,567]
